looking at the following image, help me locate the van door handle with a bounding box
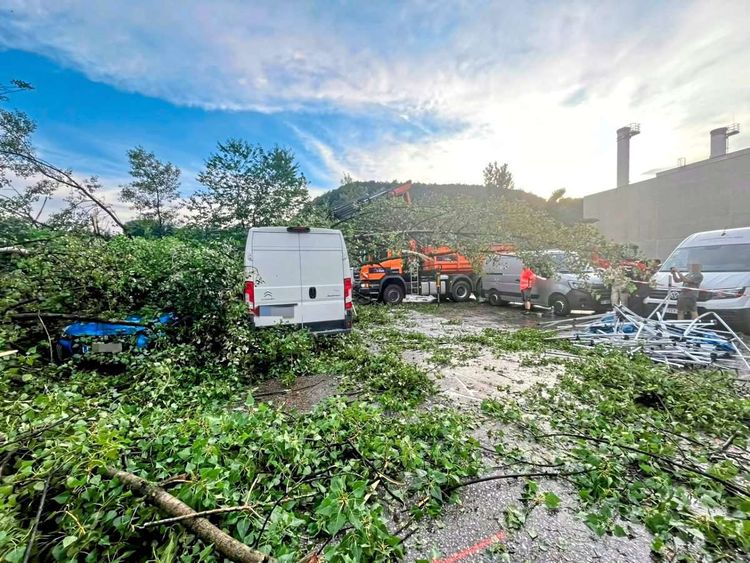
[514,279,520,282]
[309,287,317,299]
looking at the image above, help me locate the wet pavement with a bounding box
[252,374,341,412]
[252,301,654,561]
[403,300,553,332]
[405,474,650,563]
[393,302,653,563]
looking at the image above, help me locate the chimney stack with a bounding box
[710,124,740,158]
[617,123,640,187]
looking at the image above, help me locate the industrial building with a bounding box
[583,124,750,259]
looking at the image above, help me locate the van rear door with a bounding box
[299,231,345,331]
[250,230,303,326]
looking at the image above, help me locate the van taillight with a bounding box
[344,277,352,310]
[244,280,258,315]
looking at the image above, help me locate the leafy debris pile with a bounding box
[0,233,478,562]
[481,333,750,560]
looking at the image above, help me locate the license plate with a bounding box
[599,299,611,305]
[665,307,677,314]
[259,305,295,318]
[92,342,123,354]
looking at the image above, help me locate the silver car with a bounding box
[482,251,609,315]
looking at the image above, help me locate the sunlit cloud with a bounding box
[1,0,748,197]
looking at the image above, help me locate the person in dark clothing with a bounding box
[671,263,703,320]
[629,259,662,316]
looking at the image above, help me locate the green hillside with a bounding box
[313,181,584,225]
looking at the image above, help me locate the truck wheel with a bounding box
[451,279,472,302]
[549,293,571,316]
[382,284,405,305]
[488,290,503,306]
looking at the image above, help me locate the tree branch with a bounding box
[103,467,273,563]
[0,246,30,255]
[22,471,52,563]
[445,469,590,493]
[537,432,750,498]
[1,149,129,234]
[139,505,260,529]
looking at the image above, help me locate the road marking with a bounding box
[432,530,506,563]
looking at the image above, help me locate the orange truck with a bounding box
[356,243,479,304]
[332,181,512,304]
[356,242,515,304]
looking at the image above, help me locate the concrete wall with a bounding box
[583,147,750,259]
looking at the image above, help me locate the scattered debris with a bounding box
[543,299,750,372]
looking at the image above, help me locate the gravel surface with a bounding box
[404,475,651,563]
[394,303,653,563]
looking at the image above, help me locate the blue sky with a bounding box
[2,0,749,217]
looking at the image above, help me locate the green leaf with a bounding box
[4,546,26,563]
[542,492,561,510]
[326,512,347,536]
[62,535,78,548]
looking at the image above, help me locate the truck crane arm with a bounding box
[332,181,413,223]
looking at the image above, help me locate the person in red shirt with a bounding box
[520,265,538,315]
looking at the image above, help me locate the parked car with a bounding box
[644,227,750,332]
[244,226,353,334]
[56,312,176,361]
[482,251,609,315]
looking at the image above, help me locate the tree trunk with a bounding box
[0,247,30,255]
[104,467,274,563]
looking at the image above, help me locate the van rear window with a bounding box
[661,244,750,272]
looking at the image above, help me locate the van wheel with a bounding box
[382,284,405,305]
[549,293,571,316]
[451,280,472,302]
[488,290,503,306]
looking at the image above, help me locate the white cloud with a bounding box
[2,0,749,197]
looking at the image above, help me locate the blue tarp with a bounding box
[57,313,176,356]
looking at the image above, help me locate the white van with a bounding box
[645,227,750,332]
[244,227,353,334]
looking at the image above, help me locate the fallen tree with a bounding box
[103,467,274,563]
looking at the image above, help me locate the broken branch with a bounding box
[104,467,273,563]
[22,472,52,563]
[537,432,750,498]
[1,417,70,449]
[139,504,261,529]
[445,469,590,493]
